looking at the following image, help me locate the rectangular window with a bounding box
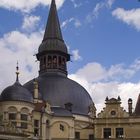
[116,128,124,139]
[89,134,94,140]
[34,120,39,127]
[9,113,16,120]
[34,120,39,136]
[34,128,39,136]
[104,128,111,139]
[75,132,80,140]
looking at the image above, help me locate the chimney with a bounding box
[128,98,133,115]
[33,79,39,103]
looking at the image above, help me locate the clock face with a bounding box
[111,110,116,116]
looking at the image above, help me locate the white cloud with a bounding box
[0,30,43,91]
[61,18,74,28]
[107,0,115,8]
[112,8,140,31]
[61,18,81,28]
[22,15,40,31]
[74,19,82,28]
[0,0,65,13]
[69,75,140,114]
[76,63,107,82]
[74,60,140,83]
[68,59,140,113]
[70,0,82,8]
[86,0,115,23]
[71,49,82,61]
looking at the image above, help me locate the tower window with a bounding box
[9,113,17,127]
[53,56,57,67]
[62,58,65,65]
[60,124,64,131]
[104,128,111,139]
[21,114,28,129]
[9,113,16,120]
[116,128,124,139]
[48,56,52,67]
[59,56,62,66]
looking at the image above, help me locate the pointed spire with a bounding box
[37,0,70,76]
[16,61,20,82]
[43,0,63,42]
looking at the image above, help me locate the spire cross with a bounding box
[16,61,20,82]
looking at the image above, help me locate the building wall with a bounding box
[94,98,140,139]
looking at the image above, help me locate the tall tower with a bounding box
[36,0,70,76]
[24,0,93,116]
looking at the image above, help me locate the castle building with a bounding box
[0,0,95,139]
[0,0,140,140]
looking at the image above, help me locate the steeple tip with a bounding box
[43,0,63,42]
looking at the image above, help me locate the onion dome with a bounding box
[1,63,33,103]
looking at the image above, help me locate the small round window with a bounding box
[111,110,116,116]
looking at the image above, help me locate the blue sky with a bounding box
[0,0,140,112]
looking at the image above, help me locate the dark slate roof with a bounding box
[51,106,73,117]
[43,0,63,42]
[24,74,93,116]
[134,94,140,116]
[38,0,69,55]
[1,81,33,103]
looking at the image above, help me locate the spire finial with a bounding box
[16,61,20,82]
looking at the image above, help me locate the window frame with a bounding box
[116,128,124,139]
[103,128,111,139]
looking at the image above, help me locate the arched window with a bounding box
[59,56,62,66]
[62,58,65,65]
[48,56,52,68]
[21,114,28,129]
[53,56,57,68]
[20,108,29,129]
[8,106,17,127]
